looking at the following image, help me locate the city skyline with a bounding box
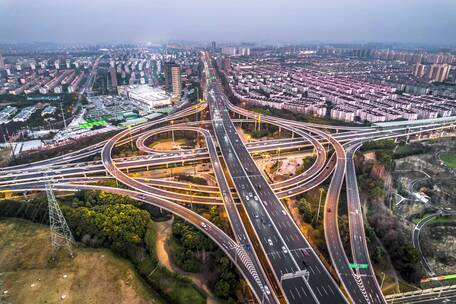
[0,0,455,45]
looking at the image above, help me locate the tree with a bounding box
[298,198,313,223]
[214,280,231,298]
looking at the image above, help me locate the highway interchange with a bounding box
[1,51,456,303]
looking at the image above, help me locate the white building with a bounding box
[119,85,172,113]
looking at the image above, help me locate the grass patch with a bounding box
[0,218,163,304]
[441,152,456,169]
[147,267,205,304]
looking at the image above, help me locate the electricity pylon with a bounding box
[46,181,74,257]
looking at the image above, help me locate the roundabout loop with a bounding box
[100,104,277,303]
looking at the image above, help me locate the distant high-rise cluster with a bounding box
[164,61,181,103]
[0,53,4,69]
[414,62,452,82]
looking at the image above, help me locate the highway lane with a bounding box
[223,92,372,303]
[0,102,207,173]
[203,113,278,303]
[226,94,456,303]
[345,141,386,304]
[0,141,323,195]
[211,89,346,304]
[100,98,277,303]
[205,52,348,304]
[42,182,274,303]
[136,121,329,194]
[0,136,317,180]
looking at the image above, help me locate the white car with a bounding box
[281,209,287,215]
[267,238,273,246]
[282,246,288,254]
[264,286,271,295]
[254,196,258,201]
[201,222,208,230]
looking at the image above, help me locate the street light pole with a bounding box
[315,187,324,225]
[128,126,134,151]
[171,120,175,143]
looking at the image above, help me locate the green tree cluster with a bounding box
[212,255,238,300]
[171,218,239,301]
[62,203,150,255]
[171,219,215,272]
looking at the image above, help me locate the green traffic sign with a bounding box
[349,263,368,269]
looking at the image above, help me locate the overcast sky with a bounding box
[0,0,455,45]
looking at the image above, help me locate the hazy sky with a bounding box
[0,0,455,45]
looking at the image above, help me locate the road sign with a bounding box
[349,263,368,269]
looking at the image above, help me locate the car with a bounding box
[254,213,259,218]
[264,286,271,295]
[282,246,288,254]
[138,194,146,200]
[267,238,273,246]
[241,184,246,190]
[254,196,258,201]
[249,192,253,198]
[302,260,307,266]
[257,184,262,189]
[281,209,287,215]
[302,249,310,256]
[245,195,249,201]
[201,222,208,230]
[263,200,268,206]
